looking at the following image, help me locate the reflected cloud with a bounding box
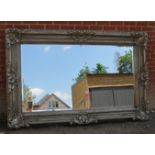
[62,45,72,51]
[30,88,46,97]
[43,45,52,53]
[54,91,71,103]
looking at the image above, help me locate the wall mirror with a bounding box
[5,29,149,128]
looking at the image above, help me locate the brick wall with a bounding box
[0,21,155,127]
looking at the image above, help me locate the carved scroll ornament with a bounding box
[68,30,95,43]
[6,28,22,48]
[8,111,24,129]
[135,110,149,120]
[70,112,97,125]
[7,65,17,93]
[130,32,148,47]
[136,63,149,87]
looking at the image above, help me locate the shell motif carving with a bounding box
[70,113,97,125]
[68,30,95,43]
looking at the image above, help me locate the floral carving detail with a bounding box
[136,63,149,87]
[68,30,95,42]
[6,28,22,48]
[70,113,97,125]
[130,32,148,47]
[7,65,17,93]
[136,110,149,120]
[8,106,26,129]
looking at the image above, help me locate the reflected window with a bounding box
[55,102,59,108]
[48,101,52,109]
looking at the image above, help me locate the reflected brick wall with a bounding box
[0,21,155,127]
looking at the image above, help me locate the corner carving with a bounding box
[5,28,22,48]
[135,110,149,120]
[68,30,95,43]
[130,32,148,47]
[8,106,29,129]
[70,112,97,125]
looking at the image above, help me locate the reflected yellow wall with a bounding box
[72,74,134,109]
[87,74,134,87]
[72,77,90,109]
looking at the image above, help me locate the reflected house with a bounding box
[72,74,134,109]
[33,94,70,111]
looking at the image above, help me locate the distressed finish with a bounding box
[5,29,148,129]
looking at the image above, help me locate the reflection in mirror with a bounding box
[21,44,134,112]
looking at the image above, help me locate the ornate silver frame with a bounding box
[5,28,149,129]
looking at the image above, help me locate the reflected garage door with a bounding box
[90,86,134,109]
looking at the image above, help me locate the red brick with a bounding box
[0,42,5,49]
[128,26,142,31]
[110,21,124,25]
[141,27,155,31]
[0,21,7,24]
[148,22,155,26]
[96,21,110,25]
[116,26,129,31]
[53,21,68,25]
[89,26,102,30]
[45,25,60,30]
[13,24,30,29]
[6,21,22,25]
[0,30,5,36]
[148,62,155,67]
[82,21,97,25]
[30,24,45,29]
[148,41,155,46]
[61,25,75,30]
[68,21,82,25]
[124,21,137,26]
[22,21,39,25]
[37,21,53,24]
[0,24,14,29]
[148,32,155,36]
[74,25,89,30]
[149,45,155,48]
[137,22,148,26]
[103,26,116,30]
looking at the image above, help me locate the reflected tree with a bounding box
[116,50,133,73]
[74,65,91,82]
[74,63,108,82]
[23,84,36,105]
[93,63,108,74]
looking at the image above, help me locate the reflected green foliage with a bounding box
[74,65,91,82]
[23,84,36,105]
[117,50,132,73]
[93,63,108,74]
[74,63,108,82]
